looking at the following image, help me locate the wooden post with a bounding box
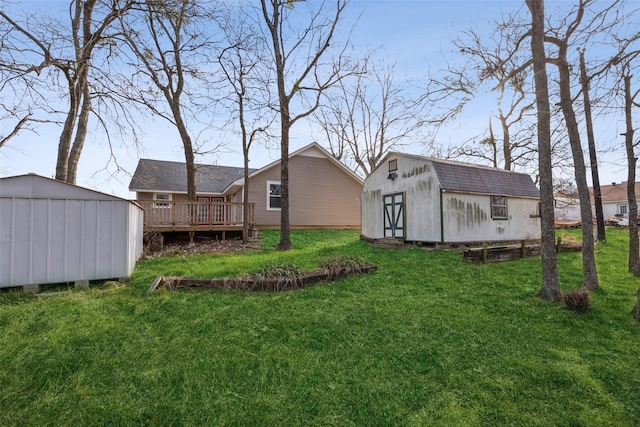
[556,236,562,253]
[189,231,195,246]
[520,240,526,258]
[482,244,488,263]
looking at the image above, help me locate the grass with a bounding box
[1,228,639,426]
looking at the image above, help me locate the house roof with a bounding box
[129,159,255,194]
[380,152,539,198]
[241,142,364,185]
[130,143,363,195]
[590,181,640,204]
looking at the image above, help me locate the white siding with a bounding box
[441,193,539,243]
[0,175,143,288]
[361,154,541,243]
[362,155,442,241]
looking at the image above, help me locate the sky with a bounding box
[0,0,634,198]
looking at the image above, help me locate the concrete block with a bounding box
[23,284,40,294]
[75,280,89,290]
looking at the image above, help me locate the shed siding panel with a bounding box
[442,193,540,242]
[0,197,143,288]
[0,199,13,285]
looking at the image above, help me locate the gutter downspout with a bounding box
[440,188,444,243]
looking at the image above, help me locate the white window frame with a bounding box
[267,180,282,211]
[491,195,508,220]
[619,204,628,215]
[153,193,172,208]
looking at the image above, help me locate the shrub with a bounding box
[319,255,375,280]
[563,288,591,313]
[255,261,304,291]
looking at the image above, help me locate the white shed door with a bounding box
[383,192,405,239]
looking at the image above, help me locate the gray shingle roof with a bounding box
[430,159,539,198]
[129,159,256,193]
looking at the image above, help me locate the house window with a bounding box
[491,195,508,219]
[153,193,171,208]
[267,181,281,210]
[388,159,397,172]
[619,204,628,215]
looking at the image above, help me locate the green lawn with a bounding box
[1,228,639,426]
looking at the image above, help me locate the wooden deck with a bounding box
[137,200,254,233]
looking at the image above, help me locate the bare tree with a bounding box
[526,0,561,301]
[314,58,424,177]
[259,0,354,250]
[119,0,218,201]
[218,9,274,242]
[545,0,632,289]
[622,73,640,275]
[455,27,536,171]
[579,50,606,242]
[0,0,137,183]
[0,110,52,149]
[426,20,539,172]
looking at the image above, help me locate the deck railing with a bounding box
[137,200,254,229]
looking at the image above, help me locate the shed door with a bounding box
[383,192,405,239]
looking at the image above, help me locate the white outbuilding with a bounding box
[361,153,541,245]
[0,174,144,290]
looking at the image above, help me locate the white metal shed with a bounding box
[0,174,144,289]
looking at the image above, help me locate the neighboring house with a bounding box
[591,181,640,218]
[361,153,541,244]
[129,142,364,230]
[553,181,640,222]
[0,174,143,290]
[554,189,581,221]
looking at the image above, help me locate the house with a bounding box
[553,181,640,224]
[361,153,541,244]
[0,174,144,290]
[129,142,364,232]
[553,188,582,228]
[591,181,640,218]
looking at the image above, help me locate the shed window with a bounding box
[619,204,628,215]
[267,181,281,210]
[388,159,397,172]
[153,193,171,208]
[491,195,508,219]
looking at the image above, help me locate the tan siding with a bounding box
[137,192,154,201]
[249,155,362,228]
[135,192,189,202]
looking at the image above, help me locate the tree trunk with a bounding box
[67,83,91,184]
[500,112,512,170]
[169,101,196,201]
[55,75,80,182]
[277,113,291,251]
[527,0,561,301]
[623,74,640,275]
[242,146,250,244]
[240,96,250,244]
[555,47,599,290]
[579,51,605,242]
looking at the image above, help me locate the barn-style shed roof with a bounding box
[380,152,539,198]
[430,159,539,198]
[129,159,256,194]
